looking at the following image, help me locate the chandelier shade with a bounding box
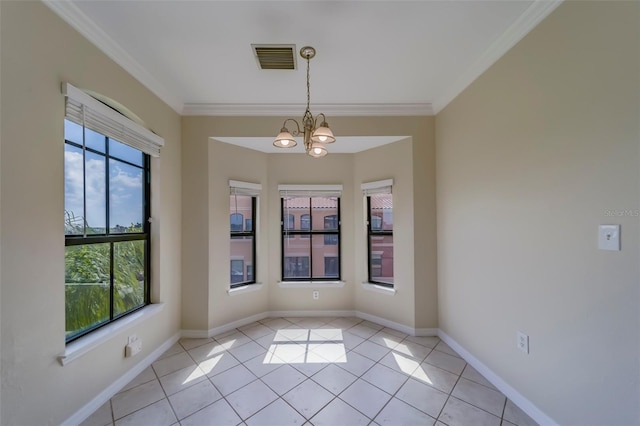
[273,46,336,157]
[273,127,297,148]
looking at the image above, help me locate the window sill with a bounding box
[58,303,165,366]
[361,282,396,295]
[279,281,346,288]
[228,283,263,296]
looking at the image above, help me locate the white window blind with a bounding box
[361,179,393,196]
[62,82,164,157]
[278,184,343,198]
[229,180,262,196]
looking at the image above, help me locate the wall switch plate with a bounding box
[598,225,621,251]
[312,290,319,300]
[517,331,529,354]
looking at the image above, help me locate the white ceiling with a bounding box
[45,0,561,152]
[213,136,408,154]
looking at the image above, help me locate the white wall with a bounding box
[436,2,640,424]
[0,2,182,424]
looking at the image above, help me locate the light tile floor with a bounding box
[81,317,538,426]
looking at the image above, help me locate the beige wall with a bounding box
[209,141,270,326]
[353,139,416,327]
[436,2,640,424]
[267,152,356,312]
[181,116,437,331]
[0,2,182,425]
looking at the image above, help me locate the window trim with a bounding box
[363,179,394,288]
[63,82,164,157]
[229,195,257,288]
[229,180,261,289]
[279,185,342,282]
[64,123,151,344]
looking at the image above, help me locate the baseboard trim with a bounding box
[207,312,269,337]
[180,328,210,339]
[414,327,439,337]
[62,331,181,426]
[438,330,558,426]
[268,310,356,319]
[187,310,433,338]
[354,311,416,336]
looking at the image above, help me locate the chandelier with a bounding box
[273,46,335,158]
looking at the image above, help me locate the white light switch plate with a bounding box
[598,225,620,251]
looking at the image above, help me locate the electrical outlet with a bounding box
[312,290,319,300]
[125,337,142,357]
[517,331,529,354]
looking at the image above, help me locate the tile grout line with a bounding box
[105,318,516,426]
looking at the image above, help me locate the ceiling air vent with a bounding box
[252,44,297,70]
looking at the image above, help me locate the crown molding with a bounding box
[43,0,184,113]
[432,0,563,114]
[182,103,434,117]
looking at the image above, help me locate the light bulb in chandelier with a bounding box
[273,127,297,148]
[308,142,327,158]
[311,121,335,144]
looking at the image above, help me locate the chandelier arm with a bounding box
[314,113,327,128]
[282,118,302,137]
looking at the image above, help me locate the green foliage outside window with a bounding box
[65,223,146,340]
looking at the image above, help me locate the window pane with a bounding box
[64,119,83,145]
[231,236,253,283]
[247,264,254,282]
[109,159,144,233]
[284,256,310,278]
[230,195,253,231]
[85,128,106,153]
[370,235,394,285]
[371,215,383,231]
[231,259,245,284]
[230,213,244,232]
[323,214,338,231]
[65,243,110,339]
[313,234,339,279]
[109,138,143,166]
[113,240,146,316]
[370,194,393,231]
[301,214,311,231]
[284,230,310,278]
[64,143,85,235]
[283,213,295,239]
[314,198,338,230]
[85,151,107,233]
[283,197,309,230]
[324,257,339,278]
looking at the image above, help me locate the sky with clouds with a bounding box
[65,147,143,232]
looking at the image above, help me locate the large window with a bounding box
[63,83,163,344]
[229,180,261,288]
[363,180,394,287]
[280,185,342,281]
[64,119,150,342]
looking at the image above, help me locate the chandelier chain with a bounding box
[273,46,334,157]
[306,55,311,114]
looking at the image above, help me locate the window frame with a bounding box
[280,196,341,282]
[64,122,151,344]
[363,179,394,288]
[229,195,257,288]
